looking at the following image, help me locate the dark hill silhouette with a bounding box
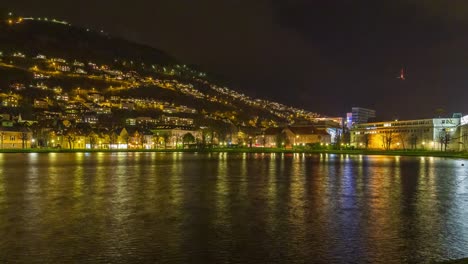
[0,19,176,65]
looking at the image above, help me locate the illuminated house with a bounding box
[151,126,201,148]
[0,123,32,149]
[350,116,461,150]
[1,96,19,107]
[33,99,49,109]
[261,126,331,148]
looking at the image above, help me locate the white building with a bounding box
[350,117,461,151]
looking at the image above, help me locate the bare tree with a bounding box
[381,131,394,150]
[438,129,450,151]
[398,131,411,150]
[362,133,370,149]
[19,131,29,149]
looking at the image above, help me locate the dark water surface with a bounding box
[1,153,468,263]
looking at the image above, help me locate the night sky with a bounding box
[6,1,468,119]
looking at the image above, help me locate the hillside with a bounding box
[0,17,175,65]
[0,14,324,130]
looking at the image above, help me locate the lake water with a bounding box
[0,152,467,263]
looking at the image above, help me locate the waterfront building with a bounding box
[0,123,33,149]
[261,126,331,148]
[350,116,461,150]
[151,125,201,148]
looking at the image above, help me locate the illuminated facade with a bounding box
[0,127,33,149]
[350,117,461,150]
[261,126,331,148]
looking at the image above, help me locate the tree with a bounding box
[360,133,370,149]
[19,128,29,149]
[152,134,160,149]
[381,131,394,150]
[438,129,450,152]
[88,131,98,149]
[398,131,411,150]
[275,131,289,148]
[160,132,170,149]
[182,133,195,148]
[65,130,77,149]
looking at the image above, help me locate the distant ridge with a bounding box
[0,18,176,65]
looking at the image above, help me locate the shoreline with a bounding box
[1,148,468,159]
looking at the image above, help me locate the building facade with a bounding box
[350,117,460,150]
[0,126,33,149]
[346,107,376,128]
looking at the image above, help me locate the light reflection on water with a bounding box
[0,153,468,263]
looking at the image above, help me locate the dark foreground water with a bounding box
[0,153,468,263]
